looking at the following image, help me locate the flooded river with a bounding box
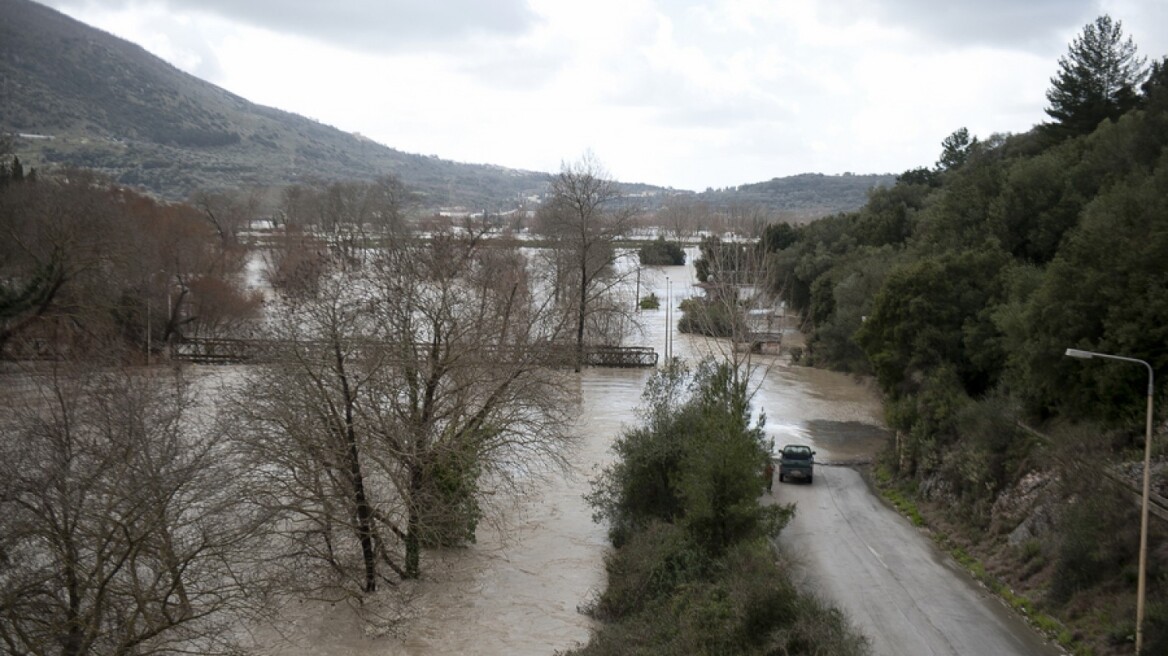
[2,248,1058,655]
[245,257,890,655]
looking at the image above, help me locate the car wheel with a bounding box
[779,472,785,482]
[808,474,813,484]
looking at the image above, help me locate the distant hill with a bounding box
[0,0,890,216]
[696,172,898,220]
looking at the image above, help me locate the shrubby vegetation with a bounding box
[680,232,786,340]
[573,360,869,655]
[758,16,1168,654]
[692,235,757,284]
[677,295,739,339]
[0,148,260,359]
[637,236,686,266]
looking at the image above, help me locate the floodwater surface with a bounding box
[239,257,891,654]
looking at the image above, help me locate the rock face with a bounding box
[984,468,1060,548]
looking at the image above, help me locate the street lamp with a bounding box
[1065,347,1155,653]
[665,277,672,362]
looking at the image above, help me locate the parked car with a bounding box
[778,444,815,483]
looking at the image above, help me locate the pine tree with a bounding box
[1141,56,1168,106]
[936,127,976,172]
[1044,15,1147,139]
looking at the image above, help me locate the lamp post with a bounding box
[664,277,672,362]
[1065,347,1155,653]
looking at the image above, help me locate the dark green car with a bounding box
[778,444,815,484]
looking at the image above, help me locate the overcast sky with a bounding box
[39,0,1168,191]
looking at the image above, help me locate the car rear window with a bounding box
[782,449,812,460]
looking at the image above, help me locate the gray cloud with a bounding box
[456,53,565,91]
[850,0,1103,53]
[49,0,540,52]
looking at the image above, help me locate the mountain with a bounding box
[0,0,554,208]
[1,0,891,216]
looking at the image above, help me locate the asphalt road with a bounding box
[769,465,1065,656]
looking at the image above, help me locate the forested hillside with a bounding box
[2,0,892,216]
[699,172,897,220]
[762,16,1168,654]
[0,0,553,207]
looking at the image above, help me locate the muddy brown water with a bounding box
[239,261,890,655]
[0,254,888,654]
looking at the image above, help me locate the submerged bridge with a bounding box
[734,331,784,354]
[171,338,658,369]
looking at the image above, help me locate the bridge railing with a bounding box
[172,338,658,369]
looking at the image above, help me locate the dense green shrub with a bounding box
[572,538,869,656]
[676,297,739,338]
[573,359,869,655]
[586,359,782,549]
[1049,485,1137,604]
[638,237,686,266]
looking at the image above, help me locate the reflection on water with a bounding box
[801,420,890,463]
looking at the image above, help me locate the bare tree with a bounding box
[0,365,271,656]
[261,225,332,299]
[0,172,259,358]
[239,223,576,597]
[536,153,640,371]
[723,202,777,239]
[190,187,260,247]
[240,271,389,594]
[278,176,413,263]
[656,197,711,241]
[680,235,789,379]
[0,170,115,356]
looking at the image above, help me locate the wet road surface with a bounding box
[770,464,1064,656]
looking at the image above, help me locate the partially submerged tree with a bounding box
[684,236,785,358]
[655,197,711,240]
[189,187,261,247]
[536,153,640,371]
[637,236,686,266]
[0,172,259,358]
[279,176,413,261]
[587,357,785,552]
[0,366,270,655]
[240,223,577,595]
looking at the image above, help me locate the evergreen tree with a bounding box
[1141,56,1168,107]
[1044,15,1147,139]
[937,127,977,171]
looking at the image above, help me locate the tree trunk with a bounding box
[575,259,587,373]
[62,537,85,656]
[335,342,378,593]
[405,462,423,579]
[348,429,378,593]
